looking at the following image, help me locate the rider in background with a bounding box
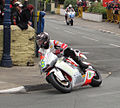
[65,4,75,23]
[36,32,91,73]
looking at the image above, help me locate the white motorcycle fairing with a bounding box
[40,49,102,92]
[54,57,95,87]
[49,68,66,81]
[67,11,75,19]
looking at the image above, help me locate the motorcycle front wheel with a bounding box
[46,72,72,93]
[71,19,73,26]
[90,68,102,87]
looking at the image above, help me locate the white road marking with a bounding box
[0,81,7,83]
[55,27,59,29]
[109,44,120,47]
[0,86,26,94]
[64,30,75,35]
[82,36,99,42]
[99,29,113,34]
[82,52,89,54]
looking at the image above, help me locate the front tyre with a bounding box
[90,69,102,87]
[71,19,73,26]
[67,21,69,25]
[46,73,72,93]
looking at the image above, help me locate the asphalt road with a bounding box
[0,15,120,108]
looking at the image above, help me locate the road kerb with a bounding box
[0,74,110,94]
[0,86,26,94]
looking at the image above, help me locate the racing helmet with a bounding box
[68,4,72,8]
[36,32,50,49]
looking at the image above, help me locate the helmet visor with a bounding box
[36,39,44,47]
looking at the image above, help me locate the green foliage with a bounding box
[64,0,77,11]
[58,0,65,4]
[87,2,106,14]
[46,0,51,3]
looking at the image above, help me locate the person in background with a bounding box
[82,0,87,11]
[11,1,23,25]
[22,0,28,9]
[37,10,46,34]
[10,0,28,9]
[17,4,34,30]
[11,0,29,25]
[10,0,18,14]
[11,0,18,6]
[20,4,34,29]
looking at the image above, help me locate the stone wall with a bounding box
[0,25,35,66]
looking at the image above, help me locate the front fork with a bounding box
[46,68,66,81]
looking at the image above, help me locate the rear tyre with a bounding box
[46,72,72,93]
[90,68,102,87]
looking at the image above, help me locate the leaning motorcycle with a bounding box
[39,49,102,93]
[65,11,75,26]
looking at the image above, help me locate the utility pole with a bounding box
[1,0,12,67]
[34,0,39,57]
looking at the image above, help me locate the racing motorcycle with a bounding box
[39,49,102,93]
[65,11,75,26]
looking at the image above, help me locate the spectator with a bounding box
[77,0,82,7]
[11,0,18,7]
[82,0,87,11]
[18,4,34,30]
[114,2,119,14]
[37,10,46,34]
[11,0,28,24]
[22,0,28,9]
[10,0,28,9]
[11,1,23,25]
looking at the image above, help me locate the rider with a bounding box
[65,4,75,23]
[36,32,90,73]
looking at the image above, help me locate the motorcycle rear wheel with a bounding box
[90,69,102,87]
[46,72,72,93]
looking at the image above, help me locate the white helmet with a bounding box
[69,4,72,8]
[15,1,23,7]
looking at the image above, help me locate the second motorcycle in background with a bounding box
[65,4,75,26]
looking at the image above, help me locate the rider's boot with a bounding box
[74,56,88,74]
